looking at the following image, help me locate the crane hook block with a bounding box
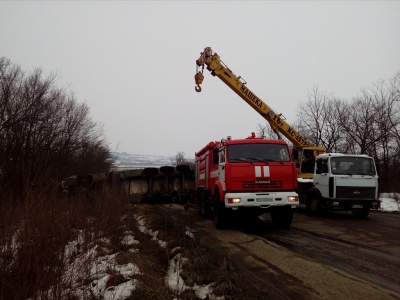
[194,72,204,93]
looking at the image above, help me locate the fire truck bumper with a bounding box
[224,192,299,208]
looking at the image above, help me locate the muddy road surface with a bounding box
[163,204,400,300]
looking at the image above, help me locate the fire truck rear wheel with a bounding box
[199,192,211,218]
[213,194,228,229]
[197,191,203,215]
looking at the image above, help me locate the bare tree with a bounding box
[387,72,400,147]
[0,58,112,201]
[256,123,281,140]
[364,76,400,191]
[295,86,347,152]
[294,73,400,192]
[296,86,329,147]
[175,151,188,165]
[338,97,371,154]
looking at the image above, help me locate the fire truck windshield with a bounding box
[227,143,290,163]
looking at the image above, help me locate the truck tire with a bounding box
[176,164,191,173]
[271,206,293,228]
[213,193,228,229]
[305,197,312,212]
[199,191,212,218]
[142,167,159,176]
[352,205,370,218]
[197,190,203,215]
[308,193,321,215]
[160,166,175,174]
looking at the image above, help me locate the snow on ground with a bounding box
[379,193,400,212]
[27,194,400,299]
[37,213,222,300]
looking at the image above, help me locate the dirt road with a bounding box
[165,204,400,299]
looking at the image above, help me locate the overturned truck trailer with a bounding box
[62,164,195,204]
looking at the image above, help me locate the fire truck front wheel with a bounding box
[213,194,228,229]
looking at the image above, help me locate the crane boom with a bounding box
[194,47,325,179]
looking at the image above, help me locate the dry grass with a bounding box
[0,189,272,300]
[0,188,126,299]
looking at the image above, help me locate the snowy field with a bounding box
[14,193,396,299]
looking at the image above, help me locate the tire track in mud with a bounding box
[255,216,400,296]
[160,203,400,299]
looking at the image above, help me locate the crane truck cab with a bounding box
[301,153,380,217]
[195,133,299,229]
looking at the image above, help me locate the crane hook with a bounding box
[194,72,204,93]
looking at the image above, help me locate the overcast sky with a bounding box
[1,1,399,158]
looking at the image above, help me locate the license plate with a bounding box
[351,204,363,208]
[257,197,273,202]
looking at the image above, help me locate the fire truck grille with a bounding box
[335,186,376,199]
[241,180,283,189]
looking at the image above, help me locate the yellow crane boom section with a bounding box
[195,47,311,148]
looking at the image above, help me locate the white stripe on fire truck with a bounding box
[263,166,270,177]
[255,166,270,177]
[255,166,262,177]
[210,170,219,178]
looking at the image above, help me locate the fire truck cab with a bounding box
[195,133,299,228]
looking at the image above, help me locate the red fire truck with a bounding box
[195,133,299,229]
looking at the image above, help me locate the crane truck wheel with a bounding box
[270,206,293,228]
[308,193,321,215]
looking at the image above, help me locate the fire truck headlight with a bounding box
[228,198,241,204]
[287,196,299,202]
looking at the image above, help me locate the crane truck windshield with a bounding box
[227,144,290,163]
[330,157,377,176]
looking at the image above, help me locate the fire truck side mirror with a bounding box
[213,148,219,164]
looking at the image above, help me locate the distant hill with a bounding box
[111,152,175,170]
